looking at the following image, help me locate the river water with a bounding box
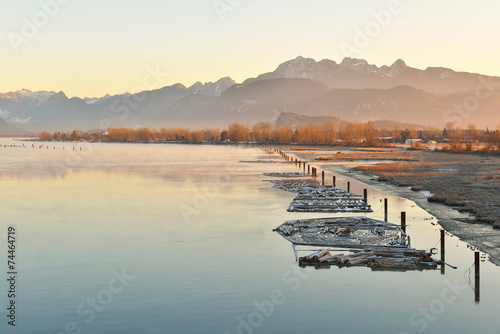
[0,139,499,334]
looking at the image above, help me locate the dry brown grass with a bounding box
[350,148,500,227]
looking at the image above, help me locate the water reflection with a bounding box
[0,139,498,333]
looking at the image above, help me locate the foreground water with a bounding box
[0,139,499,334]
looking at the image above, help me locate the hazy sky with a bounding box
[1,0,499,98]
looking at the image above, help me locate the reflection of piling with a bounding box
[401,212,406,233]
[475,251,480,303]
[303,163,305,173]
[384,198,388,222]
[347,181,350,193]
[308,165,310,175]
[363,189,368,202]
[441,229,445,275]
[322,171,325,186]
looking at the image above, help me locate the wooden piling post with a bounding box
[322,171,325,186]
[475,251,480,303]
[440,229,445,250]
[475,251,480,277]
[363,189,368,202]
[384,198,388,222]
[303,163,305,173]
[441,229,445,275]
[401,212,406,233]
[308,165,310,175]
[347,181,351,193]
[333,176,336,188]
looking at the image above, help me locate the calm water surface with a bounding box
[0,139,499,334]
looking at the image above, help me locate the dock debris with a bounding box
[298,247,440,271]
[258,155,282,160]
[263,172,303,177]
[268,179,320,191]
[295,187,361,198]
[288,198,372,212]
[275,217,407,248]
[267,179,372,212]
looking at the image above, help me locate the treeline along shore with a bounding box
[38,121,500,153]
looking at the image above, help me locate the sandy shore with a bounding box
[284,146,500,266]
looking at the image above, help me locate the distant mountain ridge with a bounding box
[244,56,500,94]
[1,56,499,134]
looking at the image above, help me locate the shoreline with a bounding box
[323,165,500,266]
[283,146,500,266]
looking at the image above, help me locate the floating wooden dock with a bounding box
[266,178,372,212]
[264,172,304,177]
[275,217,408,248]
[294,186,361,198]
[267,179,321,192]
[288,198,373,212]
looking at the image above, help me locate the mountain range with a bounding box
[1,57,499,134]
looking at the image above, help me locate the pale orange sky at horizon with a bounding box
[1,0,499,98]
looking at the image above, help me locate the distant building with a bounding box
[405,139,423,144]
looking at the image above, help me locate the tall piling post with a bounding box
[347,181,351,193]
[401,212,406,233]
[440,229,445,275]
[384,198,388,222]
[333,176,336,188]
[475,251,480,303]
[322,171,325,186]
[308,165,310,175]
[363,189,368,203]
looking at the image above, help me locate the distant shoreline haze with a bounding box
[36,122,500,153]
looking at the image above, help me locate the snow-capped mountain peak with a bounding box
[19,90,58,107]
[187,77,235,97]
[340,57,379,75]
[0,89,57,107]
[275,56,318,78]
